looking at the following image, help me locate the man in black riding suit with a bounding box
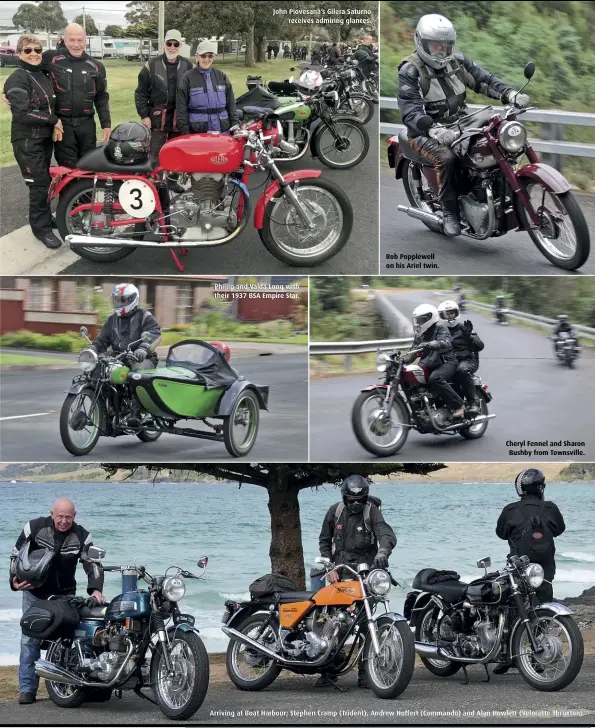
[353,35,376,79]
[437,300,484,413]
[318,475,397,689]
[407,303,465,418]
[494,469,566,674]
[397,14,529,236]
[552,314,578,354]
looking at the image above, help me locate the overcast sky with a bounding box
[1,1,130,29]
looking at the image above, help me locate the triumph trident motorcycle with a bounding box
[388,62,590,271]
[221,557,415,699]
[352,346,494,457]
[50,113,353,269]
[405,554,584,691]
[32,546,210,720]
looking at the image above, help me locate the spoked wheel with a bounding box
[516,184,590,270]
[401,160,443,234]
[512,610,584,692]
[415,606,461,677]
[260,178,352,266]
[226,614,281,691]
[315,119,370,169]
[150,631,210,720]
[351,391,410,457]
[459,397,489,440]
[44,642,88,708]
[223,390,260,457]
[338,95,374,125]
[59,389,105,456]
[364,616,415,699]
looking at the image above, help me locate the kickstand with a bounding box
[114,689,122,700]
[330,680,348,693]
[461,665,469,685]
[134,686,159,706]
[169,248,185,272]
[482,664,491,683]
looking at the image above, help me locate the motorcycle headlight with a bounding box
[376,352,390,372]
[499,121,527,152]
[78,349,98,372]
[525,563,544,588]
[367,569,391,596]
[162,576,186,602]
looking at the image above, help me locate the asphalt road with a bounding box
[0,111,379,276]
[380,168,595,275]
[310,290,595,462]
[1,657,593,724]
[0,354,307,461]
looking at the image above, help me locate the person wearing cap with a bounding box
[134,29,192,192]
[176,40,238,135]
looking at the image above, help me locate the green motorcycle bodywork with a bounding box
[110,364,130,385]
[275,99,312,121]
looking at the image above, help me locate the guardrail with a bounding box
[379,97,595,171]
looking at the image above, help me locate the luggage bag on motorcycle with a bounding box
[20,597,80,640]
[249,573,297,601]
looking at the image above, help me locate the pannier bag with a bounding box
[249,573,297,600]
[20,597,81,640]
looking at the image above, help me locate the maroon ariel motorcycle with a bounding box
[387,62,590,271]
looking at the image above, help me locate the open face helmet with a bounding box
[515,468,546,497]
[415,14,456,70]
[111,283,140,318]
[438,300,460,328]
[412,303,439,335]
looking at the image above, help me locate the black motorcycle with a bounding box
[405,554,584,692]
[554,331,581,368]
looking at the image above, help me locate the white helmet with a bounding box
[415,14,456,70]
[297,70,323,99]
[412,303,439,335]
[438,300,460,328]
[111,283,139,318]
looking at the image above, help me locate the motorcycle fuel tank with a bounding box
[403,364,428,386]
[159,133,245,174]
[314,580,363,606]
[105,591,151,621]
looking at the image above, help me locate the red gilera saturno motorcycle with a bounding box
[49,111,353,270]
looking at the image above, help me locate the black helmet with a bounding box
[106,122,151,166]
[515,468,546,497]
[341,475,370,513]
[11,541,54,588]
[557,314,569,322]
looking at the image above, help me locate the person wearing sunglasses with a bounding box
[134,29,192,192]
[176,40,238,136]
[3,35,63,248]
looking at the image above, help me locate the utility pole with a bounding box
[82,6,86,33]
[158,0,165,54]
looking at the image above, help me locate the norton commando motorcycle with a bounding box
[26,546,210,720]
[388,62,590,271]
[60,331,268,458]
[221,557,415,699]
[405,554,584,691]
[50,113,353,269]
[554,331,581,368]
[352,347,494,457]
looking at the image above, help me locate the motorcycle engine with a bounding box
[440,609,497,658]
[284,608,352,659]
[459,190,490,237]
[169,173,237,239]
[433,407,452,429]
[84,624,135,682]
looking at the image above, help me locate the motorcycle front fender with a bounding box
[361,384,388,392]
[253,169,322,229]
[67,382,91,396]
[166,623,201,637]
[369,611,408,623]
[516,162,572,196]
[214,380,269,416]
[509,602,575,647]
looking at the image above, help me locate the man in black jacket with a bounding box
[397,14,529,236]
[44,23,111,167]
[10,498,104,704]
[552,314,579,355]
[353,35,376,78]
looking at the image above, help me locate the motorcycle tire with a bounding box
[414,605,461,677]
[401,160,443,234]
[338,95,374,125]
[44,642,88,708]
[313,118,370,170]
[223,389,260,457]
[351,391,410,457]
[59,389,105,456]
[512,610,584,692]
[226,613,282,691]
[136,429,162,443]
[363,616,415,699]
[56,179,143,263]
[459,395,490,440]
[259,177,352,266]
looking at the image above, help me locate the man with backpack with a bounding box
[494,468,566,674]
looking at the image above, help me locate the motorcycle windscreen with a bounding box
[166,340,239,390]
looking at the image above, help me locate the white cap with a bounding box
[196,40,217,56]
[164,29,182,43]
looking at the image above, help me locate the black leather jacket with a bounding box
[449,322,484,363]
[410,321,455,368]
[4,61,58,142]
[91,308,161,365]
[134,54,193,131]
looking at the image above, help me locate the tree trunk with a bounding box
[267,468,306,589]
[255,37,266,63]
[245,25,255,67]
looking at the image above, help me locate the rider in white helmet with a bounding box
[397,14,530,236]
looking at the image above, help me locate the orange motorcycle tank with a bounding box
[314,581,363,606]
[279,601,313,629]
[159,133,245,174]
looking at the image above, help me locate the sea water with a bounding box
[0,481,593,665]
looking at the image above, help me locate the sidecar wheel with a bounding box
[137,429,162,443]
[59,390,105,456]
[223,390,260,457]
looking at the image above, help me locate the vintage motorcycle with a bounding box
[60,331,268,458]
[405,554,584,692]
[28,546,210,720]
[351,346,494,457]
[554,331,581,368]
[388,62,590,271]
[494,306,510,325]
[221,557,415,699]
[50,114,353,269]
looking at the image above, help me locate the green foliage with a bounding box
[74,14,98,36]
[13,1,67,32]
[0,330,81,352]
[311,277,352,314]
[104,25,125,37]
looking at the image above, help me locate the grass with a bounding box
[0,57,297,168]
[0,353,73,366]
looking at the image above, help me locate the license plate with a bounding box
[176,613,195,626]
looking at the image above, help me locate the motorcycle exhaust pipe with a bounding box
[66,230,243,248]
[440,414,496,432]
[397,204,442,227]
[35,660,85,686]
[222,626,338,668]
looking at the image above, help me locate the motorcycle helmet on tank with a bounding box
[515,468,546,497]
[412,303,439,335]
[10,541,54,589]
[415,14,456,70]
[106,122,151,166]
[111,283,140,318]
[437,300,460,328]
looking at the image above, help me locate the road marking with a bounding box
[0,411,55,421]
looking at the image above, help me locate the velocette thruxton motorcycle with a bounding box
[60,330,268,458]
[23,546,210,720]
[221,557,415,699]
[50,114,353,269]
[351,346,495,457]
[388,62,590,271]
[405,554,584,691]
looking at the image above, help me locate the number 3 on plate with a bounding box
[118,179,156,218]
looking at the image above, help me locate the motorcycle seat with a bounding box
[397,129,434,166]
[412,568,469,603]
[76,145,156,174]
[78,605,107,618]
[277,591,316,603]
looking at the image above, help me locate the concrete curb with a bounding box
[0,225,79,276]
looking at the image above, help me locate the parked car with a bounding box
[0,47,19,67]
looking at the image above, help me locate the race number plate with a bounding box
[118,179,156,218]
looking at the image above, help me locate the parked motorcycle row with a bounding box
[25,546,584,721]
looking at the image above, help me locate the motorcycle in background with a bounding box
[494,307,510,325]
[553,331,581,368]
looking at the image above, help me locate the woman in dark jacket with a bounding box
[176,40,238,135]
[4,34,62,248]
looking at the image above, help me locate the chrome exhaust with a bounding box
[222,626,338,668]
[66,230,242,248]
[397,204,442,227]
[36,640,134,688]
[440,414,496,432]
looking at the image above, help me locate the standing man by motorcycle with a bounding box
[437,300,484,413]
[397,14,530,236]
[318,475,397,689]
[552,314,579,354]
[353,35,376,78]
[10,498,105,705]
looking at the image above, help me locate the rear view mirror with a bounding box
[88,546,106,561]
[315,556,331,566]
[141,331,153,342]
[80,326,89,338]
[524,61,535,80]
[197,557,208,569]
[477,557,491,569]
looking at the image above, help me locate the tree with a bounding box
[125,0,158,35]
[74,14,98,36]
[13,0,66,32]
[103,463,445,588]
[104,25,125,37]
[12,3,45,32]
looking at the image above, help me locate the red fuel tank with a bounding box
[159,133,245,174]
